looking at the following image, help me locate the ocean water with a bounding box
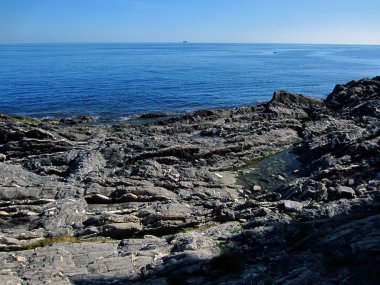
[0,43,379,122]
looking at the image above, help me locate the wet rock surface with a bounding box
[0,77,379,284]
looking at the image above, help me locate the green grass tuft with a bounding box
[20,236,78,250]
[19,118,40,125]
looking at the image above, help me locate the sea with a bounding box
[0,43,379,122]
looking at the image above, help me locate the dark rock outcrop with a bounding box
[265,90,323,119]
[326,76,380,120]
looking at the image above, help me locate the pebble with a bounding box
[253,185,262,191]
[278,175,286,181]
[214,173,224,178]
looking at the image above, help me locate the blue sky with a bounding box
[0,0,379,44]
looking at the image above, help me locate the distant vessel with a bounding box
[182,41,188,44]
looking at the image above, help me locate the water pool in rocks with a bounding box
[235,148,301,192]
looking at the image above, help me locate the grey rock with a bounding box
[336,185,355,199]
[100,222,143,239]
[171,233,216,252]
[69,150,106,180]
[283,200,303,212]
[252,185,262,191]
[40,198,88,237]
[0,236,22,246]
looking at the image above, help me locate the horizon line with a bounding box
[0,41,380,46]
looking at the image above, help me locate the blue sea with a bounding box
[0,43,379,122]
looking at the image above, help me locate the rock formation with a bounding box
[0,77,379,284]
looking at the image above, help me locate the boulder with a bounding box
[337,186,355,199]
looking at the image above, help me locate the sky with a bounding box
[0,0,379,44]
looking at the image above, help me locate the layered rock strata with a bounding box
[0,77,379,284]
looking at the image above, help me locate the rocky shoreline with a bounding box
[0,76,379,284]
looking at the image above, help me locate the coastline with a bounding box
[0,76,379,284]
[2,43,380,120]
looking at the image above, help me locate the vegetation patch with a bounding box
[287,212,299,219]
[18,236,78,251]
[19,118,41,125]
[81,237,115,243]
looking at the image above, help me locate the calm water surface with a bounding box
[0,43,379,121]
